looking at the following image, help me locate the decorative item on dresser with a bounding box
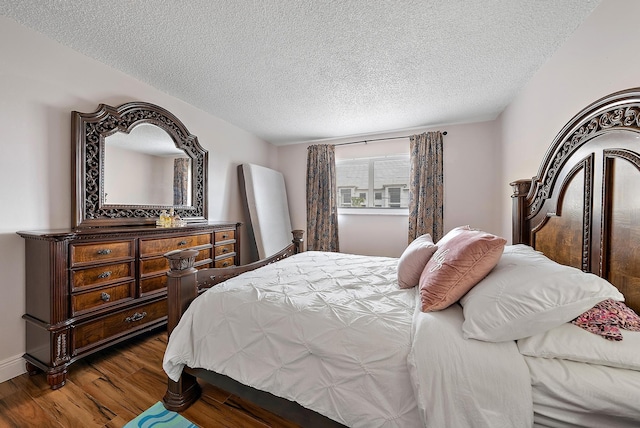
[17,101,239,390]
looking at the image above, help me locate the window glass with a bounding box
[340,188,352,206]
[388,187,401,207]
[336,155,409,208]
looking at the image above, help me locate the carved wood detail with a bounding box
[73,102,208,227]
[52,329,70,366]
[581,157,593,273]
[46,367,68,390]
[526,91,640,219]
[166,249,198,271]
[541,156,594,272]
[551,156,594,273]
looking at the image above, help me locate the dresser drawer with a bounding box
[70,240,135,267]
[71,262,135,291]
[140,248,212,276]
[71,281,135,315]
[139,233,212,257]
[140,275,168,295]
[214,243,235,258]
[214,255,235,268]
[73,299,167,354]
[140,259,212,295]
[215,230,235,242]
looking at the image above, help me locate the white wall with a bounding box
[499,0,640,240]
[276,119,502,258]
[0,16,277,383]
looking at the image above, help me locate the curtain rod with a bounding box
[334,131,447,146]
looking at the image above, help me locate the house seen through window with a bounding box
[336,155,410,208]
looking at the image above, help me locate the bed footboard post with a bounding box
[162,249,202,411]
[510,179,532,245]
[292,229,305,253]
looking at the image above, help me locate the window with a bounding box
[336,155,409,209]
[374,192,382,207]
[340,188,352,206]
[388,187,401,207]
[355,192,367,207]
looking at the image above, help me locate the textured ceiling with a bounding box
[1,1,601,145]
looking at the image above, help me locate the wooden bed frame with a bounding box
[162,87,640,425]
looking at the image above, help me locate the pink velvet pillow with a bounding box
[397,234,438,289]
[420,229,506,312]
[436,225,471,247]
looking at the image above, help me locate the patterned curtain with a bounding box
[408,132,444,243]
[173,158,189,205]
[306,144,340,252]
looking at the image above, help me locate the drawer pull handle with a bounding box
[97,249,112,255]
[177,240,187,246]
[222,261,230,267]
[222,234,229,239]
[100,292,111,302]
[125,311,147,323]
[97,271,112,279]
[222,247,229,253]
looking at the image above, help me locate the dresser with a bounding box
[17,221,240,389]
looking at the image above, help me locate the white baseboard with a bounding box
[0,354,26,384]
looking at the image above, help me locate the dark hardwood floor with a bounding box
[0,331,300,428]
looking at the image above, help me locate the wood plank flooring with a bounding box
[0,330,300,428]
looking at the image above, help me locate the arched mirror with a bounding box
[73,102,207,228]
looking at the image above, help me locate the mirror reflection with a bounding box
[104,124,192,206]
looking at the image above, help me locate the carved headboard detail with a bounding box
[511,88,640,313]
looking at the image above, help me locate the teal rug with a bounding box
[124,401,198,428]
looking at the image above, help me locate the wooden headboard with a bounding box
[511,88,640,314]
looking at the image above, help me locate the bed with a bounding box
[161,88,640,427]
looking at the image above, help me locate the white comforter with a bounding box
[163,251,532,427]
[164,252,421,427]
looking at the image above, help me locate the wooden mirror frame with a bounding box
[72,101,208,228]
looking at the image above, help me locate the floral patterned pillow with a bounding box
[571,299,640,341]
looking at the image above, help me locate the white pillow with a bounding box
[460,245,624,342]
[517,322,640,371]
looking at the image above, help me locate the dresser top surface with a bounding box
[17,221,241,240]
